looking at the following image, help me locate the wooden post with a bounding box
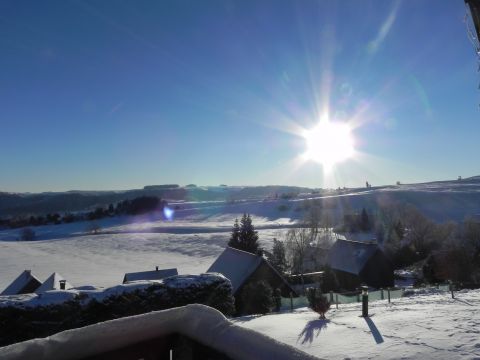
[450,282,455,299]
[361,286,368,317]
[290,292,293,311]
[381,288,384,300]
[387,287,391,303]
[329,291,333,303]
[335,293,338,309]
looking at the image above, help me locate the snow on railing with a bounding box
[0,304,319,360]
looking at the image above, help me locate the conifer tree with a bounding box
[228,213,260,254]
[270,238,288,274]
[360,208,371,231]
[228,218,241,249]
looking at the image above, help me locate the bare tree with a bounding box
[320,212,333,233]
[463,217,480,251]
[401,205,436,257]
[284,227,313,293]
[304,201,322,242]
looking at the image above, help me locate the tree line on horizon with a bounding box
[0,196,168,234]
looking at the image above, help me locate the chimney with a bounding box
[59,280,66,290]
[156,266,159,271]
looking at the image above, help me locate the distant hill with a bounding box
[0,185,314,217]
[2,177,480,222]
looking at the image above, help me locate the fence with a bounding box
[280,283,454,312]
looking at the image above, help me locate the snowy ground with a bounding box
[234,289,480,360]
[0,208,289,290]
[1,177,480,291]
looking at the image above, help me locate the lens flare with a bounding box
[163,206,174,221]
[303,120,354,170]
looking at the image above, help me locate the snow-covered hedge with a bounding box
[0,273,234,347]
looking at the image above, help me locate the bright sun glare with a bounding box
[303,120,354,170]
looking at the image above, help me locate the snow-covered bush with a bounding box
[0,274,234,347]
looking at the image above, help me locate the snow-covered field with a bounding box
[234,289,480,359]
[1,177,480,292]
[1,181,480,358]
[0,206,289,290]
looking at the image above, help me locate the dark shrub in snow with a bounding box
[240,280,273,315]
[19,227,35,241]
[306,288,330,319]
[0,274,234,347]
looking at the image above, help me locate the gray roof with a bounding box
[36,272,73,293]
[207,247,263,293]
[1,270,42,295]
[328,239,379,275]
[123,268,178,283]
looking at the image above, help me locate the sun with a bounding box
[303,120,354,169]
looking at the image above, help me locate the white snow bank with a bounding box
[0,304,318,360]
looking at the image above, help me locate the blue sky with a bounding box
[0,0,478,192]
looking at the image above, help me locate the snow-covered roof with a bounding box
[207,247,263,293]
[329,239,379,275]
[1,270,42,296]
[123,268,178,283]
[35,273,73,293]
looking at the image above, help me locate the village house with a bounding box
[328,239,394,290]
[35,272,73,293]
[123,267,178,283]
[207,246,296,313]
[1,270,42,295]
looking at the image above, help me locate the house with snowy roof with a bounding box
[328,239,394,290]
[123,267,178,283]
[35,272,73,293]
[1,270,42,295]
[207,247,296,313]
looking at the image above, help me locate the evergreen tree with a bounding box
[240,213,259,254]
[240,281,273,315]
[228,218,241,249]
[270,238,288,274]
[393,220,405,239]
[228,213,260,254]
[360,208,371,231]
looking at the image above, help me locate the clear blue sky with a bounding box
[0,0,478,192]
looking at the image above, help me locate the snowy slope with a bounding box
[1,176,480,291]
[234,289,480,359]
